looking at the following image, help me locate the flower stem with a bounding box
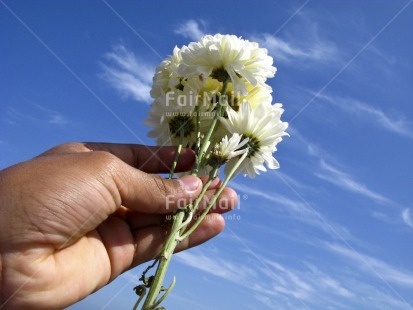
[140,169,219,309]
[141,79,232,309]
[141,210,186,309]
[132,294,145,310]
[169,129,184,179]
[195,103,201,154]
[180,151,247,240]
[186,172,215,214]
[192,79,229,175]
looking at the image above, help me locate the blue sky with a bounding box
[1,0,413,309]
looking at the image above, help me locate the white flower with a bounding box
[178,34,276,96]
[219,101,288,178]
[150,47,182,99]
[144,87,199,147]
[201,77,273,111]
[150,47,202,100]
[208,133,249,168]
[227,81,273,110]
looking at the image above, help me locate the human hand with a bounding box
[0,142,238,309]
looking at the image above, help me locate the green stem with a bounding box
[195,103,201,153]
[133,294,145,310]
[140,79,232,309]
[169,129,184,179]
[180,152,248,240]
[189,174,215,212]
[152,276,176,309]
[192,79,229,175]
[141,168,219,309]
[141,210,186,309]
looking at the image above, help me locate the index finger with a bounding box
[41,142,195,173]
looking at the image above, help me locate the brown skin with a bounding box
[0,142,238,309]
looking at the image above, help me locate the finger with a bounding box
[40,142,196,173]
[84,143,195,173]
[199,175,223,188]
[131,213,225,265]
[96,216,135,281]
[115,162,203,213]
[174,213,225,253]
[113,207,163,230]
[198,186,238,214]
[121,185,238,230]
[38,142,88,156]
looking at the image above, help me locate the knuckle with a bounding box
[88,151,122,182]
[40,142,81,156]
[151,175,175,198]
[91,151,119,167]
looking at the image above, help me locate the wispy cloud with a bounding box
[288,128,395,208]
[175,249,256,283]
[231,181,353,240]
[174,19,206,41]
[268,169,316,192]
[31,102,68,125]
[253,32,337,62]
[176,247,354,308]
[5,103,68,126]
[176,238,411,309]
[101,45,153,103]
[286,126,337,164]
[316,159,393,206]
[253,294,284,309]
[264,259,315,300]
[326,242,413,288]
[317,93,413,138]
[264,259,355,301]
[402,208,413,230]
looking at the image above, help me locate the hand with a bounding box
[0,142,238,309]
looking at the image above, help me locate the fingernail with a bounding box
[178,175,201,193]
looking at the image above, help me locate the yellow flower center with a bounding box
[169,114,195,137]
[242,134,261,157]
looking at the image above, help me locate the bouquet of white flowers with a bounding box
[134,34,288,309]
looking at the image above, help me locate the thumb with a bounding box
[114,165,203,214]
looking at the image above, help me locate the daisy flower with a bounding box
[220,101,288,178]
[150,47,202,99]
[207,133,249,168]
[178,34,276,96]
[144,87,199,147]
[199,77,273,112]
[150,47,182,99]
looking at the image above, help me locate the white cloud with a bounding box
[286,126,336,164]
[264,260,314,299]
[176,237,411,309]
[176,247,355,308]
[402,208,413,230]
[316,159,393,206]
[231,181,353,240]
[6,103,68,126]
[174,19,206,41]
[288,128,395,207]
[175,249,256,283]
[101,45,153,103]
[31,103,68,125]
[255,251,412,309]
[253,294,284,309]
[253,32,337,63]
[268,169,316,192]
[326,242,413,288]
[318,93,413,138]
